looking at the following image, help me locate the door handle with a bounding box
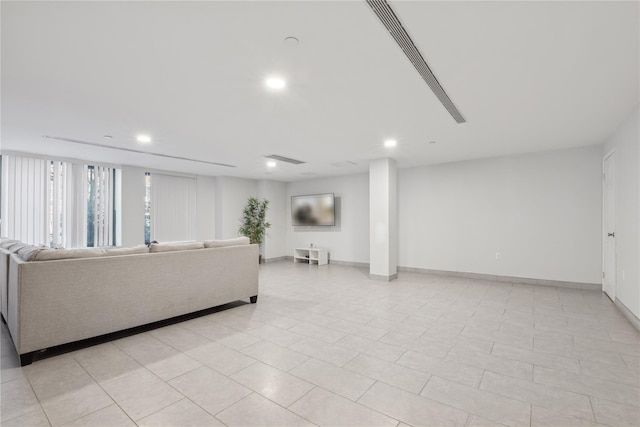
[608,232,615,237]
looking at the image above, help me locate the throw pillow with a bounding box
[203,237,250,248]
[149,242,205,253]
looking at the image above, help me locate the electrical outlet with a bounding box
[496,252,501,260]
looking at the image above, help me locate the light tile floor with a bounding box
[1,262,639,426]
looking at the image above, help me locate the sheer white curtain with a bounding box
[1,155,49,245]
[150,173,196,242]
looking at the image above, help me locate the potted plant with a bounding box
[238,197,271,264]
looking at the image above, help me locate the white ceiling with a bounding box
[2,1,638,181]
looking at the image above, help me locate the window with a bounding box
[146,173,196,243]
[87,165,117,247]
[144,172,151,245]
[1,154,120,247]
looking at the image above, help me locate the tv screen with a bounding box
[291,193,335,226]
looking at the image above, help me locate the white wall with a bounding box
[214,176,258,240]
[258,180,287,260]
[286,173,370,264]
[604,105,640,319]
[398,146,603,284]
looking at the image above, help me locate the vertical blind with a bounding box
[150,173,196,242]
[1,156,49,245]
[92,166,114,247]
[66,163,88,248]
[50,161,90,248]
[1,155,118,248]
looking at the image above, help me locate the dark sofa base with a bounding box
[16,296,258,366]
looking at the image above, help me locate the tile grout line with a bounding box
[587,396,599,425]
[478,365,607,421]
[283,384,317,409]
[417,374,432,396]
[105,342,235,423]
[355,378,377,402]
[70,352,137,426]
[218,390,319,427]
[477,369,486,389]
[306,381,404,426]
[402,374,487,423]
[1,375,53,426]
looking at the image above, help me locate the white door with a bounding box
[603,152,616,300]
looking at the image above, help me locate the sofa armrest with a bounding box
[8,254,25,352]
[0,248,11,321]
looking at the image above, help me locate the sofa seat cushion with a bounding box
[33,245,149,261]
[204,237,250,248]
[149,242,204,253]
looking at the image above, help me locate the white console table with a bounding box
[294,247,328,266]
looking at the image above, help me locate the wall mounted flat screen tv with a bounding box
[291,193,335,226]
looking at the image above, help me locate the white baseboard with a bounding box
[396,266,600,291]
[282,256,369,269]
[329,260,369,269]
[264,256,288,264]
[279,258,599,291]
[615,298,640,332]
[369,273,398,282]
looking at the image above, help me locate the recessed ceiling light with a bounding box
[103,135,113,139]
[267,160,277,168]
[265,76,286,90]
[136,134,152,143]
[384,139,397,148]
[284,37,299,46]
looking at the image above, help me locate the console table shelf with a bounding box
[294,248,328,266]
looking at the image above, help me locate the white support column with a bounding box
[369,158,397,281]
[258,179,287,262]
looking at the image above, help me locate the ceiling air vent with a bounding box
[366,0,466,124]
[265,154,306,165]
[330,161,358,167]
[42,136,236,167]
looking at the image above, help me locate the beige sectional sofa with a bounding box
[4,238,258,365]
[1,247,11,322]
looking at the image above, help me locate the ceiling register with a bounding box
[366,0,466,123]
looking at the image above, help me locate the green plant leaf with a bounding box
[238,196,271,245]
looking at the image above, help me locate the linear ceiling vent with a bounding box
[265,154,306,165]
[366,0,466,124]
[42,136,236,167]
[330,161,358,167]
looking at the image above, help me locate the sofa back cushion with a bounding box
[203,237,250,248]
[2,241,31,252]
[149,242,204,253]
[16,245,48,261]
[0,239,21,249]
[33,245,149,261]
[103,245,150,257]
